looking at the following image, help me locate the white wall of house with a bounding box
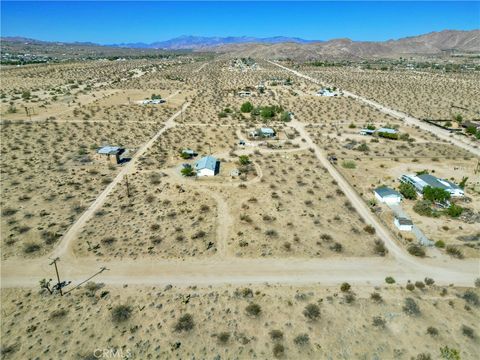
[196,168,215,177]
[394,218,413,231]
[374,192,401,204]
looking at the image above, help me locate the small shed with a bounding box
[394,217,413,231]
[374,186,402,204]
[360,129,376,136]
[376,127,398,135]
[97,146,125,164]
[195,155,218,177]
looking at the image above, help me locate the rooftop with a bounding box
[97,146,124,155]
[374,186,401,198]
[195,155,217,171]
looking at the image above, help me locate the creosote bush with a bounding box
[403,297,421,316]
[174,313,195,332]
[111,304,132,323]
[303,303,320,321]
[293,333,309,346]
[245,303,262,317]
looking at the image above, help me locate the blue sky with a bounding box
[1,1,479,43]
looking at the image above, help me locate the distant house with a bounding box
[181,149,197,159]
[399,174,464,197]
[376,127,398,135]
[238,91,251,97]
[195,155,218,177]
[360,129,376,136]
[374,186,402,204]
[315,88,337,97]
[394,217,413,231]
[97,146,125,164]
[249,127,276,139]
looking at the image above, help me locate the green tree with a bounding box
[280,111,291,122]
[181,167,194,177]
[240,101,253,113]
[423,186,450,203]
[151,94,161,100]
[22,90,31,100]
[399,182,417,200]
[238,155,250,165]
[459,177,468,189]
[445,204,463,218]
[260,106,275,118]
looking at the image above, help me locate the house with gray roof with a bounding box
[374,186,402,204]
[195,155,219,177]
[97,146,125,164]
[399,174,464,197]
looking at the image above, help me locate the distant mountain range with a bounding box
[109,35,319,49]
[2,30,479,60]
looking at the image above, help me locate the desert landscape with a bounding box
[1,2,480,359]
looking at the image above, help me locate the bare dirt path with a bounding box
[268,60,480,157]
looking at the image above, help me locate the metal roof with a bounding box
[417,174,460,191]
[374,186,401,198]
[195,155,217,171]
[395,217,413,226]
[97,146,123,155]
[377,127,398,134]
[260,127,275,134]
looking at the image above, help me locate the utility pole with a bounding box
[49,257,63,296]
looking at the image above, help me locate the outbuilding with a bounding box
[97,146,125,164]
[259,127,276,138]
[195,155,219,177]
[374,186,402,204]
[394,217,413,231]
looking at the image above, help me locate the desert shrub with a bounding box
[416,354,432,360]
[111,304,132,323]
[340,283,351,292]
[415,281,426,290]
[273,343,285,358]
[370,292,383,303]
[403,298,420,316]
[50,309,68,320]
[1,207,18,217]
[424,277,435,286]
[406,283,415,291]
[462,290,479,306]
[24,242,41,254]
[413,200,439,217]
[269,329,284,341]
[293,333,310,346]
[385,277,395,284]
[341,160,356,169]
[101,236,117,246]
[435,240,445,248]
[84,282,104,296]
[446,204,463,218]
[427,326,439,336]
[363,225,375,234]
[446,246,463,259]
[372,316,386,327]
[303,303,320,321]
[439,346,460,360]
[245,303,262,317]
[423,186,450,203]
[461,325,476,339]
[374,240,387,256]
[174,314,195,332]
[329,242,343,252]
[475,278,480,288]
[217,331,230,344]
[408,244,425,257]
[344,293,356,303]
[0,343,18,357]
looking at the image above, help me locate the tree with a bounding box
[459,176,468,189]
[280,111,291,122]
[181,167,194,177]
[151,94,161,100]
[340,282,351,292]
[39,278,53,294]
[445,204,463,218]
[22,90,31,100]
[240,101,253,113]
[238,155,250,165]
[399,182,417,200]
[423,186,450,203]
[260,106,275,119]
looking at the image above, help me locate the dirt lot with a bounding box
[1,283,478,360]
